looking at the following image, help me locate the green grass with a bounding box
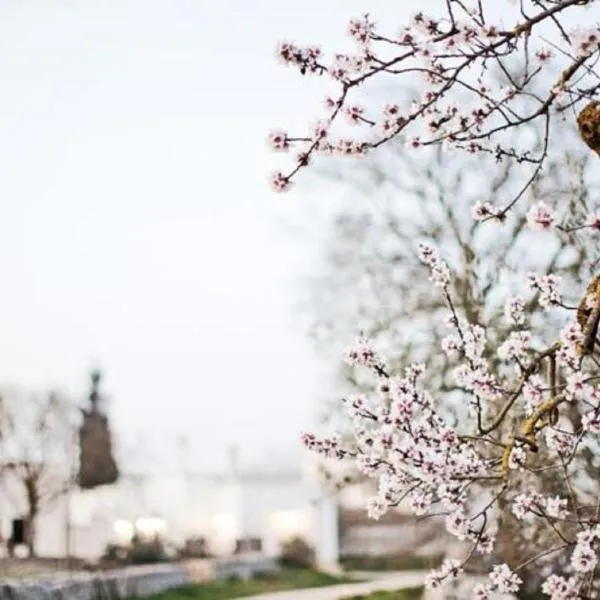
[130,568,353,599]
[341,588,424,600]
[341,587,424,600]
[340,554,443,572]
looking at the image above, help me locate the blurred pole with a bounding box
[65,426,78,572]
[316,490,340,573]
[65,490,71,572]
[177,434,192,542]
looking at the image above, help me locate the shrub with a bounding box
[278,537,315,569]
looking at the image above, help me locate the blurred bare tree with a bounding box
[306,133,600,583]
[0,390,78,556]
[308,136,599,422]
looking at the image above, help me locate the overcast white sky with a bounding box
[0,0,450,472]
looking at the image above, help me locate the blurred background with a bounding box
[0,0,443,579]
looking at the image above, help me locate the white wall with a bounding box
[0,468,331,561]
[236,476,316,555]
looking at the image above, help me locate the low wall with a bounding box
[0,563,189,600]
[0,555,279,599]
[213,554,278,579]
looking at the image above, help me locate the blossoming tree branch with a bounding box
[270,1,600,598]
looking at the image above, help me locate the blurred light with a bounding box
[339,484,370,509]
[113,520,134,544]
[270,510,305,540]
[135,517,167,539]
[212,513,237,537]
[212,513,238,555]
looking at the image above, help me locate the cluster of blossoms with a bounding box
[541,575,580,600]
[473,564,523,598]
[571,528,600,573]
[418,243,450,287]
[497,330,531,364]
[343,335,387,373]
[522,374,546,415]
[505,296,526,327]
[298,238,600,595]
[269,1,600,193]
[272,1,600,598]
[527,273,562,309]
[513,491,569,521]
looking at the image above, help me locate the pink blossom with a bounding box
[268,130,289,152]
[527,273,561,309]
[505,296,526,326]
[570,27,600,57]
[344,335,386,372]
[419,243,450,287]
[425,559,463,589]
[509,446,526,470]
[565,372,592,402]
[445,509,469,540]
[366,495,388,519]
[583,410,600,434]
[489,564,522,594]
[472,583,492,599]
[545,496,568,519]
[541,575,579,600]
[571,532,598,573]
[497,330,531,362]
[345,104,365,124]
[513,491,544,520]
[536,48,553,63]
[348,14,374,45]
[545,428,576,458]
[471,201,495,221]
[270,172,291,192]
[523,374,545,416]
[527,201,555,231]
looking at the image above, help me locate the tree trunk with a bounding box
[26,514,36,558]
[24,476,39,558]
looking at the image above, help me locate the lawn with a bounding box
[131,568,354,599]
[340,554,443,572]
[342,588,424,600]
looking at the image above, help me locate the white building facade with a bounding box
[0,452,340,568]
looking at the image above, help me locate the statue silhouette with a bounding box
[77,369,119,490]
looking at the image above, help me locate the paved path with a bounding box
[243,571,426,600]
